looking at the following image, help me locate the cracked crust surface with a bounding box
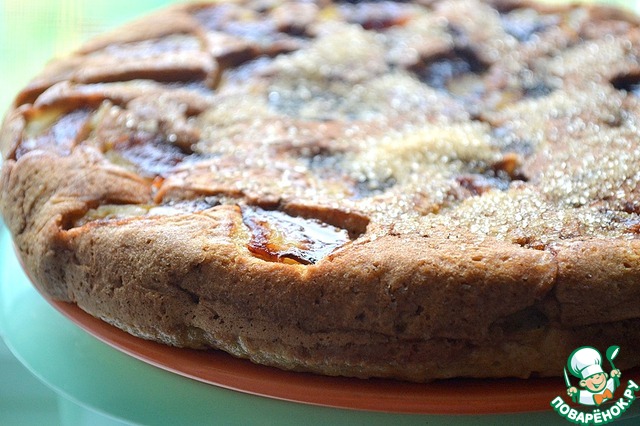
[3,0,640,381]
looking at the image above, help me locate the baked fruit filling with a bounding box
[9,0,640,266]
[8,0,640,264]
[242,206,351,264]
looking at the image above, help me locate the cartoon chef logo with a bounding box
[565,346,621,406]
[551,345,639,424]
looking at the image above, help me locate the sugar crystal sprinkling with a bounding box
[98,0,640,247]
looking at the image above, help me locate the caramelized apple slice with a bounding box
[242,206,350,265]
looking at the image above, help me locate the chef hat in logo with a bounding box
[568,346,605,380]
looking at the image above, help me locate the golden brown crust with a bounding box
[3,0,640,381]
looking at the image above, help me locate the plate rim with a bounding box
[48,299,566,415]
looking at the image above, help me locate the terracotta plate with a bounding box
[49,299,565,415]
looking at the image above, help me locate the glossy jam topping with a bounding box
[241,206,350,265]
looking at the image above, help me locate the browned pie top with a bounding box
[3,0,640,339]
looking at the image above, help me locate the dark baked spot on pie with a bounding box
[622,201,640,215]
[610,71,640,97]
[409,46,490,93]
